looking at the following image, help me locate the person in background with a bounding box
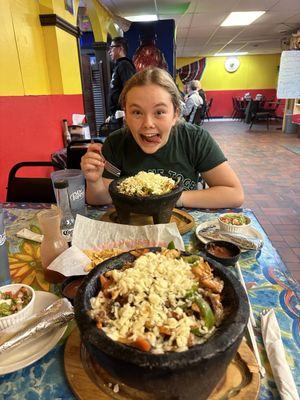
[106,37,136,128]
[181,80,203,123]
[197,81,207,109]
[81,68,244,209]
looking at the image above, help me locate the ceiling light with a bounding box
[221,11,265,26]
[214,52,248,56]
[125,15,158,22]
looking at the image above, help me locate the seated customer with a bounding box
[181,81,203,123]
[197,81,207,109]
[81,68,244,209]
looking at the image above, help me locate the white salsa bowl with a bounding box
[218,213,251,234]
[0,283,35,330]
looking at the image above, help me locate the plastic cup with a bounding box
[51,169,86,216]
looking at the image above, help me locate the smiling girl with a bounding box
[80,68,244,208]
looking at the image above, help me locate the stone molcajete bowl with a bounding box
[108,176,184,224]
[75,248,249,400]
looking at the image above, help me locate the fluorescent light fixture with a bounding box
[221,11,265,26]
[125,15,158,22]
[214,52,248,56]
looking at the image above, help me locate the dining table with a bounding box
[0,202,299,400]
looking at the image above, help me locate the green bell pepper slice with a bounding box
[186,292,215,330]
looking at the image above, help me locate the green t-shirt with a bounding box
[102,122,227,190]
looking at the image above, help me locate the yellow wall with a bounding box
[177,54,281,90]
[0,0,23,95]
[0,0,82,96]
[56,29,82,94]
[12,0,50,95]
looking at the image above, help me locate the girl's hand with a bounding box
[80,143,105,183]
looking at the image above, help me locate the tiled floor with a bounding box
[204,119,300,282]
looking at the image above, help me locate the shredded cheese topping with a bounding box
[117,171,176,196]
[89,252,219,353]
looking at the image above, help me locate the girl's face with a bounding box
[124,84,179,154]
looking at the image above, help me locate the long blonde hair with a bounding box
[120,68,181,113]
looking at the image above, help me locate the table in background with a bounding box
[0,203,299,400]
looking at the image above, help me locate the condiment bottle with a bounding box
[62,119,71,147]
[54,180,75,243]
[0,204,11,285]
[38,209,68,283]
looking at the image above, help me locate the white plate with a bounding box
[0,291,67,375]
[195,219,264,251]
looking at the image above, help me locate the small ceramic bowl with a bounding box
[0,284,35,330]
[218,213,251,234]
[61,276,85,305]
[204,240,241,266]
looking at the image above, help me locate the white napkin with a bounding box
[261,309,299,400]
[16,228,43,243]
[72,113,85,125]
[47,216,185,277]
[47,245,91,276]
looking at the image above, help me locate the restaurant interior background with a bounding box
[0,0,299,202]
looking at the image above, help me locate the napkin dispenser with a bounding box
[69,124,90,141]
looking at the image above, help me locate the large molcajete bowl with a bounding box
[108,177,184,224]
[75,248,249,400]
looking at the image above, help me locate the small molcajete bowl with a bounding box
[75,247,249,400]
[108,176,184,224]
[204,240,241,266]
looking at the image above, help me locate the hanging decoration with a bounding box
[96,0,132,32]
[177,58,206,83]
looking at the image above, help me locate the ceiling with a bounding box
[99,0,300,57]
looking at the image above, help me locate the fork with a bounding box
[247,318,266,378]
[235,262,266,377]
[90,139,121,177]
[104,160,121,177]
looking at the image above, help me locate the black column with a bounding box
[93,42,111,115]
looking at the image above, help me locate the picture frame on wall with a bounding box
[65,0,74,15]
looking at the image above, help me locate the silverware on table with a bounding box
[236,262,256,327]
[235,262,265,377]
[247,318,266,378]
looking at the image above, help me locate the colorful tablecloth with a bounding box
[1,203,299,399]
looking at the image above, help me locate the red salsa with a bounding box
[208,244,235,258]
[62,279,83,299]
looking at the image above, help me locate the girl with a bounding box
[81,68,244,209]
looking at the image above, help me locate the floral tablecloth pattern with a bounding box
[0,203,299,400]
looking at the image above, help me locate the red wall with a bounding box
[0,94,84,201]
[205,89,285,118]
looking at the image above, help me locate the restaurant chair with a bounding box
[6,161,56,203]
[98,120,123,137]
[266,100,281,120]
[245,100,272,130]
[191,105,207,125]
[232,98,245,121]
[67,138,103,169]
[205,98,213,120]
